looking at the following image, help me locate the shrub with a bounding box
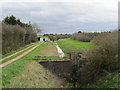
[48,35,56,42]
[78,31,118,86]
[70,32,100,42]
[69,31,118,87]
[90,31,118,71]
[2,23,37,54]
[48,34,71,41]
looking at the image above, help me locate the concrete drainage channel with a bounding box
[55,42,65,58]
[39,59,88,88]
[39,43,71,77]
[39,59,88,82]
[39,60,87,74]
[39,60,72,74]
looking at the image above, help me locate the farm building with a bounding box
[38,37,49,42]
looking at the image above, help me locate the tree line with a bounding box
[43,31,101,42]
[3,15,31,27]
[43,33,71,42]
[2,15,41,55]
[70,31,101,42]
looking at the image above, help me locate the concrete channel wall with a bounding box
[39,60,72,74]
[39,60,87,75]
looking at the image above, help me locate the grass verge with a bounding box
[2,42,47,87]
[1,43,39,64]
[57,38,92,57]
[2,42,39,58]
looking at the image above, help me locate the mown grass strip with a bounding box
[56,38,93,58]
[1,43,43,68]
[1,44,38,64]
[2,42,48,87]
[2,42,39,58]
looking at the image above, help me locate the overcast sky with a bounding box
[1,0,119,34]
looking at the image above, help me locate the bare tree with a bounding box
[32,24,42,34]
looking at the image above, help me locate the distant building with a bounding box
[39,38,49,42]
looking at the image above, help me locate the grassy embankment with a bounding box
[57,38,92,58]
[4,61,66,88]
[2,42,47,87]
[57,38,92,52]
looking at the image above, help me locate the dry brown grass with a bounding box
[4,61,66,88]
[38,42,59,57]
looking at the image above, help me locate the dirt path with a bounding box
[0,44,36,62]
[4,61,66,88]
[38,42,59,57]
[0,43,43,68]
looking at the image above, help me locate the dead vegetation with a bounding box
[4,61,66,88]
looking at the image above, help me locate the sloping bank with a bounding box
[2,42,47,87]
[4,61,66,88]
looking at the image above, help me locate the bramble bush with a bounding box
[69,31,118,87]
[89,31,118,71]
[80,31,118,86]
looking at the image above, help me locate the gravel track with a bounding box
[0,44,36,61]
[0,42,43,68]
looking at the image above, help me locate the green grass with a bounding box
[2,42,39,58]
[86,71,119,88]
[2,42,48,87]
[4,61,66,88]
[1,44,38,64]
[57,38,93,56]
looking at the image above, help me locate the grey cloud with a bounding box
[2,1,117,33]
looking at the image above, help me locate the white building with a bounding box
[40,38,49,42]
